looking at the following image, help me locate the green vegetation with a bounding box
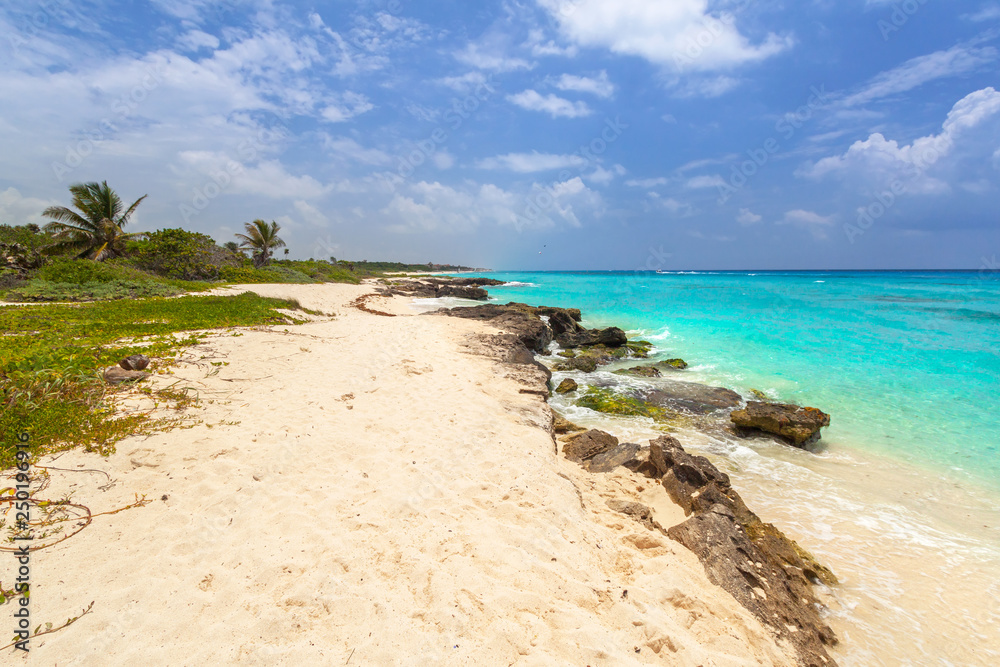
[127,227,238,280]
[42,181,146,260]
[576,386,674,422]
[0,293,310,469]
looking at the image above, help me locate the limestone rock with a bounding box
[552,356,598,373]
[614,365,662,378]
[552,415,585,435]
[587,442,641,473]
[633,380,742,415]
[730,401,831,447]
[562,429,618,462]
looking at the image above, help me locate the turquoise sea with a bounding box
[478,270,1000,489]
[439,270,1000,665]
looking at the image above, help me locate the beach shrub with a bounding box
[0,223,53,252]
[219,265,315,284]
[0,292,311,469]
[127,228,236,280]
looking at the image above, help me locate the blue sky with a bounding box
[1,0,998,270]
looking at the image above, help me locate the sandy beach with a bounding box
[9,282,803,665]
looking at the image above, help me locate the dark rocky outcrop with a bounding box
[440,303,553,353]
[386,277,504,301]
[731,401,831,447]
[119,354,150,371]
[630,380,742,415]
[554,378,578,394]
[561,429,618,463]
[556,326,628,349]
[644,435,838,667]
[506,343,551,382]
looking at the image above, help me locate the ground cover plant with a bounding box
[0,292,311,469]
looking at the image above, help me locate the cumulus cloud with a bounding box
[802,87,1000,194]
[507,90,592,118]
[0,187,57,226]
[536,0,791,72]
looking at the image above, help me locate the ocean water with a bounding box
[434,270,1000,665]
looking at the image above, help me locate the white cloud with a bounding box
[292,199,329,227]
[962,4,1000,21]
[674,75,741,98]
[661,113,677,123]
[524,29,579,57]
[586,164,626,184]
[553,71,614,98]
[625,177,669,188]
[176,30,220,52]
[537,0,791,72]
[433,151,455,169]
[437,71,492,92]
[455,43,533,72]
[685,174,725,188]
[841,45,998,108]
[476,152,584,172]
[507,90,592,118]
[322,136,391,165]
[737,208,762,225]
[803,87,1000,194]
[778,209,835,239]
[320,92,374,123]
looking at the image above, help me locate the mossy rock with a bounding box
[555,378,578,394]
[749,388,770,401]
[655,358,688,370]
[625,340,653,358]
[556,350,577,359]
[614,365,662,378]
[576,387,675,423]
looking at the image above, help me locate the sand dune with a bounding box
[17,283,796,665]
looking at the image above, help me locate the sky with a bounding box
[0,0,998,270]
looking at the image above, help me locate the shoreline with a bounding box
[8,281,803,665]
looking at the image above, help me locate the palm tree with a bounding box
[235,219,285,268]
[42,181,147,260]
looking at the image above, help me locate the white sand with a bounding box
[13,283,796,665]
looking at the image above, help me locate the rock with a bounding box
[556,350,576,359]
[552,415,585,435]
[506,344,551,382]
[543,310,582,337]
[440,304,552,353]
[119,354,150,371]
[555,378,578,394]
[748,388,770,401]
[552,356,598,373]
[556,326,628,349]
[624,340,654,358]
[655,358,688,370]
[104,367,150,384]
[730,401,831,447]
[0,242,45,276]
[435,285,488,300]
[576,387,673,422]
[632,380,742,415]
[606,499,663,532]
[614,365,662,378]
[587,442,641,473]
[536,306,582,323]
[562,429,618,462]
[644,435,838,666]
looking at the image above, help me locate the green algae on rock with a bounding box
[576,386,675,423]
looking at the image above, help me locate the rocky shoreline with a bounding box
[403,278,839,666]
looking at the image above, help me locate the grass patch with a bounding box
[1,292,309,469]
